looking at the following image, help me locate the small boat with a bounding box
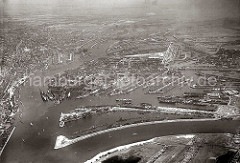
[40,91,48,102]
[55,100,61,104]
[116,98,132,102]
[233,134,240,144]
[67,92,71,99]
[59,121,65,128]
[140,103,152,109]
[123,101,132,105]
[123,98,132,102]
[46,90,55,101]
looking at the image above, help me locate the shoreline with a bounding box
[85,137,156,163]
[84,134,196,163]
[58,105,215,127]
[54,118,221,150]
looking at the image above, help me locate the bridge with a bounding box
[124,42,179,66]
[162,42,179,65]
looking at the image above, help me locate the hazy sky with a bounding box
[2,0,239,20]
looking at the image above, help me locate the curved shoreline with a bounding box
[85,137,156,163]
[54,118,222,150]
[84,134,196,163]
